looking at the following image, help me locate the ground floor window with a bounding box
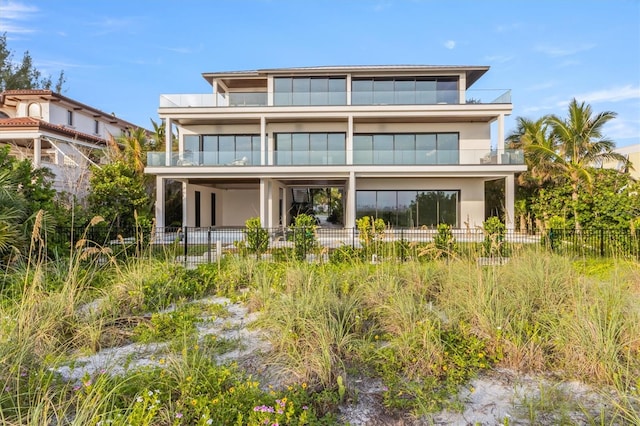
[356,190,458,228]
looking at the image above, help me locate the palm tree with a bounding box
[0,168,26,261]
[530,99,626,229]
[507,116,556,187]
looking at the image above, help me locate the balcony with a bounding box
[147,149,524,167]
[159,89,511,108]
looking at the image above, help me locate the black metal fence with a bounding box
[49,226,640,264]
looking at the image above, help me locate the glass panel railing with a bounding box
[160,89,511,108]
[273,150,347,165]
[273,91,347,106]
[146,149,524,167]
[464,89,511,104]
[228,92,268,106]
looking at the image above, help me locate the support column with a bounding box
[497,114,505,164]
[505,174,515,231]
[182,181,188,227]
[259,178,268,227]
[282,186,288,227]
[347,115,353,165]
[345,172,356,228]
[165,117,172,166]
[155,176,165,228]
[33,137,41,167]
[266,179,274,228]
[260,116,266,165]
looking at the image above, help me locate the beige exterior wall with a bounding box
[222,189,260,226]
[185,183,260,227]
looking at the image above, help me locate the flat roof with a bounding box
[202,65,490,89]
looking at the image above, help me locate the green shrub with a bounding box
[244,217,269,255]
[356,216,385,247]
[483,216,507,257]
[291,214,318,261]
[433,223,457,257]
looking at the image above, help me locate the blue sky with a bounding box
[1,0,639,147]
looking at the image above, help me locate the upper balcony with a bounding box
[147,148,524,167]
[159,89,511,109]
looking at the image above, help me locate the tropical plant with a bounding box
[433,223,457,256]
[291,213,317,260]
[244,217,269,255]
[87,162,151,229]
[356,216,385,246]
[483,216,506,257]
[509,100,628,230]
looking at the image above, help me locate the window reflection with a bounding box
[352,77,459,105]
[353,133,459,165]
[356,190,459,227]
[275,132,346,165]
[274,77,346,106]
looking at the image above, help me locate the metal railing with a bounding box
[159,89,511,108]
[146,149,525,167]
[49,226,640,265]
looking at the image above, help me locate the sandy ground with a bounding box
[57,297,618,425]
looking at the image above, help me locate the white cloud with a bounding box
[496,23,521,32]
[521,104,556,114]
[444,40,456,49]
[484,55,514,63]
[534,43,596,57]
[525,81,556,91]
[0,1,38,34]
[89,17,139,36]
[603,119,640,141]
[559,85,640,105]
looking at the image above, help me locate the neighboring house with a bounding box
[600,143,640,180]
[147,65,525,230]
[0,90,143,200]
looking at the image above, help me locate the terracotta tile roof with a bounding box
[0,117,106,145]
[0,90,144,130]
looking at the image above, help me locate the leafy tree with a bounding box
[509,99,628,230]
[531,168,640,230]
[0,146,60,261]
[0,33,66,92]
[87,162,151,229]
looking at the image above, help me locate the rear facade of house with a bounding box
[147,65,525,230]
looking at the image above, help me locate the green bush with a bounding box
[291,214,318,261]
[244,217,269,255]
[433,223,457,257]
[483,216,507,257]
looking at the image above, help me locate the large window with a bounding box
[183,134,260,166]
[356,190,459,228]
[351,77,458,105]
[353,133,459,165]
[275,132,345,165]
[274,77,347,106]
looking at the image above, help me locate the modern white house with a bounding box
[0,89,143,199]
[147,65,525,230]
[601,143,640,180]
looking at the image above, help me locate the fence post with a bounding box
[183,226,188,266]
[600,228,605,257]
[208,227,212,263]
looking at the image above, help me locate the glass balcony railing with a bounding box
[159,89,511,108]
[147,149,523,167]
